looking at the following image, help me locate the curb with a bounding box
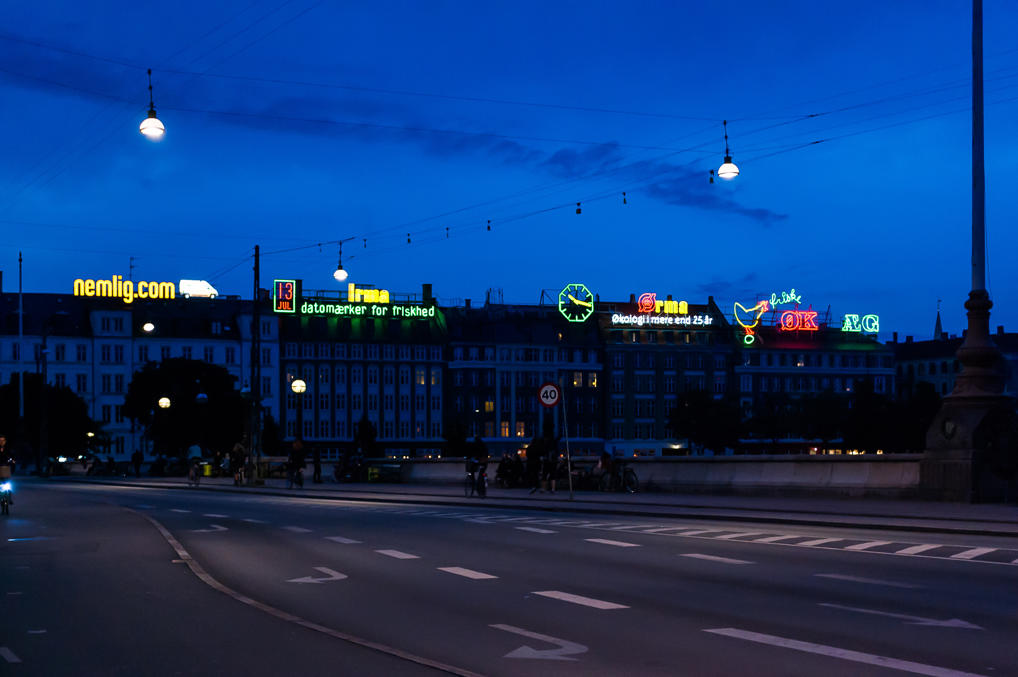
[48,477,1018,538]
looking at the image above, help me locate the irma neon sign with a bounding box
[613,292,712,327]
[842,314,879,333]
[73,276,175,304]
[637,293,688,315]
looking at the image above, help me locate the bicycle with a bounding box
[187,459,202,488]
[598,460,638,494]
[464,461,487,498]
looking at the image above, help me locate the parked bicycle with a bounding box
[599,459,638,494]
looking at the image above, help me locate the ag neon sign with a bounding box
[73,276,175,304]
[637,293,689,315]
[842,314,879,334]
[779,309,819,332]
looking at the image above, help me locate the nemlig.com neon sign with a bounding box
[73,276,175,304]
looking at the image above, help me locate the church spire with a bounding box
[934,299,944,340]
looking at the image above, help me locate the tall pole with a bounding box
[17,252,24,421]
[559,378,574,500]
[971,0,985,293]
[249,245,261,483]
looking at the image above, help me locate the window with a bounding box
[383,420,394,437]
[453,347,464,361]
[431,395,440,410]
[484,400,494,413]
[572,371,583,387]
[400,394,409,411]
[139,345,149,362]
[101,318,110,332]
[400,368,410,385]
[101,345,112,363]
[399,346,410,360]
[262,348,272,366]
[368,394,378,410]
[319,420,330,437]
[431,421,442,437]
[399,421,410,438]
[415,346,426,360]
[336,367,346,384]
[415,393,425,410]
[115,405,124,424]
[740,375,753,392]
[384,368,394,385]
[161,346,171,360]
[515,421,526,437]
[351,394,362,410]
[336,394,346,409]
[714,374,727,394]
[336,420,346,438]
[714,354,726,369]
[612,375,623,393]
[431,369,441,386]
[384,345,394,360]
[368,367,378,385]
[431,346,442,360]
[76,374,87,393]
[665,376,676,394]
[261,320,272,337]
[351,344,363,359]
[76,344,87,362]
[319,368,330,384]
[54,344,65,361]
[113,318,123,332]
[500,421,510,437]
[102,405,111,423]
[384,394,394,410]
[335,344,346,359]
[101,374,112,394]
[352,367,362,384]
[54,373,66,388]
[204,347,215,363]
[416,368,426,386]
[182,347,192,359]
[286,343,298,358]
[320,393,330,410]
[611,399,624,417]
[303,419,313,438]
[115,374,124,393]
[262,377,272,396]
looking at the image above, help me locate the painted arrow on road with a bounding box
[819,603,983,629]
[191,524,228,533]
[490,624,588,661]
[286,567,348,584]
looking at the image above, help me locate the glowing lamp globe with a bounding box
[717,155,739,179]
[158,396,171,409]
[142,322,155,333]
[290,379,307,394]
[140,109,165,139]
[333,266,348,282]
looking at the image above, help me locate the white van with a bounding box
[178,279,219,298]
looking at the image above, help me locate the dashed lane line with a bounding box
[585,538,641,548]
[515,527,556,534]
[951,547,996,560]
[282,526,312,533]
[703,628,985,677]
[376,549,420,560]
[242,518,267,524]
[716,532,765,540]
[325,536,361,544]
[169,509,190,513]
[1,647,21,663]
[895,544,942,556]
[844,540,893,551]
[675,530,720,537]
[754,535,800,543]
[532,590,629,610]
[438,567,497,580]
[125,509,482,677]
[796,538,843,547]
[814,574,921,589]
[680,554,753,565]
[203,513,229,518]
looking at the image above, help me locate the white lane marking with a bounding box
[241,518,266,524]
[895,544,943,556]
[716,532,765,540]
[797,538,842,547]
[1012,558,1018,565]
[515,527,557,534]
[325,536,361,544]
[500,517,538,522]
[170,508,191,513]
[819,603,983,630]
[680,553,753,565]
[704,628,985,676]
[609,524,660,531]
[135,504,154,509]
[585,538,640,548]
[26,630,46,634]
[844,540,892,551]
[814,574,921,589]
[282,526,312,533]
[376,549,420,560]
[643,527,693,534]
[675,529,719,536]
[532,591,628,610]
[286,567,348,584]
[191,524,228,533]
[203,513,229,518]
[490,624,588,661]
[950,547,995,560]
[0,647,21,663]
[438,567,498,580]
[754,535,799,543]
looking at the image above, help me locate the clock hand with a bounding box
[568,294,592,307]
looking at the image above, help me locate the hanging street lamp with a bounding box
[139,69,165,139]
[717,119,739,179]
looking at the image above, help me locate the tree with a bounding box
[0,374,95,463]
[123,359,246,457]
[668,390,742,454]
[442,418,469,458]
[801,391,848,445]
[354,413,379,458]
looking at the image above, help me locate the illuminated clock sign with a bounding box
[779,309,819,332]
[842,314,879,334]
[558,283,595,322]
[273,279,297,313]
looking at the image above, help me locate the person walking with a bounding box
[131,449,143,477]
[312,446,322,484]
[230,438,246,486]
[526,435,543,495]
[287,439,305,489]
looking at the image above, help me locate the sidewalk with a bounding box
[46,474,1018,537]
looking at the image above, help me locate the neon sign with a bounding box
[769,288,802,307]
[779,309,819,332]
[273,280,296,313]
[73,276,175,304]
[300,300,435,319]
[612,313,713,327]
[842,314,879,333]
[348,283,390,303]
[637,293,689,315]
[733,300,769,345]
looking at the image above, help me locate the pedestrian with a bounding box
[131,449,143,477]
[526,435,543,494]
[287,438,305,489]
[230,438,246,486]
[312,445,322,484]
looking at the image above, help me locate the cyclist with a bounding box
[465,436,487,497]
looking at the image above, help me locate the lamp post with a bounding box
[924,0,1011,501]
[291,378,307,443]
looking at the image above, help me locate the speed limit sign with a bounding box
[538,382,561,408]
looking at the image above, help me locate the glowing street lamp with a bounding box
[290,379,307,394]
[139,69,165,139]
[333,239,353,282]
[158,396,171,409]
[142,322,155,333]
[716,119,739,180]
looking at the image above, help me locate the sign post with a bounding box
[538,382,572,500]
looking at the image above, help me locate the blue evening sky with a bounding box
[1,1,1016,339]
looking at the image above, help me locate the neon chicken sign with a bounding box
[733,300,769,345]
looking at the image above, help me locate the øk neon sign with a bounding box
[734,300,769,345]
[842,314,879,334]
[779,309,819,332]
